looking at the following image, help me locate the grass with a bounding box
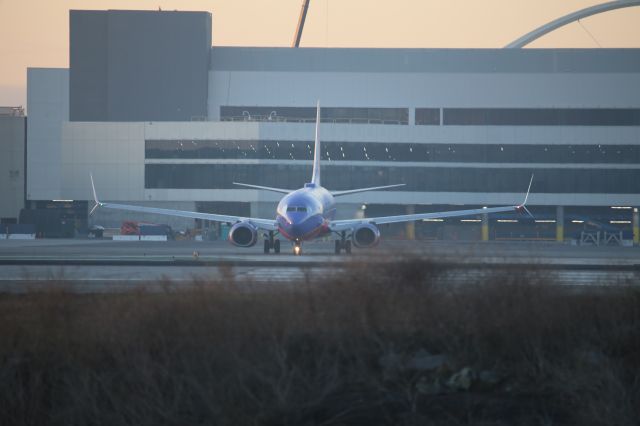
[0,259,639,425]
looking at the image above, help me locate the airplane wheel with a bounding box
[345,240,352,254]
[263,239,271,254]
[334,240,342,254]
[274,239,281,254]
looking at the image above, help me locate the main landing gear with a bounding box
[263,231,281,254]
[334,231,351,254]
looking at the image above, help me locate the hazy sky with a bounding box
[1,0,639,107]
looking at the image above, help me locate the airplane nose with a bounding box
[287,212,309,232]
[279,213,322,237]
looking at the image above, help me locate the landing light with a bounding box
[293,245,301,255]
[361,204,367,210]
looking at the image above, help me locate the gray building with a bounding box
[0,107,26,223]
[26,9,640,241]
[69,9,211,122]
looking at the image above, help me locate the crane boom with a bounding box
[292,0,311,48]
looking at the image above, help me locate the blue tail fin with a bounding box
[311,100,321,186]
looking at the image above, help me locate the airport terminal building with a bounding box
[24,9,640,241]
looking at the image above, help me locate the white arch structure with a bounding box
[505,0,640,48]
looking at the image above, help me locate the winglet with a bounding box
[517,174,534,218]
[89,173,102,216]
[522,173,534,206]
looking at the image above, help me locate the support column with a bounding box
[250,202,260,219]
[633,208,639,246]
[406,205,415,240]
[556,205,564,243]
[481,212,489,241]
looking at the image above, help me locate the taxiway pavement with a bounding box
[0,239,638,291]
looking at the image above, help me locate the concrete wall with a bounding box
[61,122,145,201]
[208,70,640,121]
[26,68,69,201]
[0,115,25,220]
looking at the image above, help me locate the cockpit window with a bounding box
[286,206,308,212]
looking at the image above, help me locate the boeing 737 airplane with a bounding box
[90,102,533,255]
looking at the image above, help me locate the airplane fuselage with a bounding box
[276,183,336,241]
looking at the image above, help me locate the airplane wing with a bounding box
[90,175,278,231]
[330,175,534,232]
[329,205,523,232]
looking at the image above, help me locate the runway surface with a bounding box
[0,239,638,291]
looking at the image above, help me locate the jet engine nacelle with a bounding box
[352,223,380,248]
[228,221,258,247]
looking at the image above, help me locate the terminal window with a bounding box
[145,164,640,194]
[443,108,640,126]
[146,140,640,164]
[415,108,440,125]
[220,106,409,125]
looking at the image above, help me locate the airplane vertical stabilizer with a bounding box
[311,100,321,186]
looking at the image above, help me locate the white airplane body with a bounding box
[91,102,532,255]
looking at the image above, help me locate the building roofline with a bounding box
[210,46,640,73]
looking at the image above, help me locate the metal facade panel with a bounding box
[207,71,640,123]
[107,10,211,121]
[69,10,211,122]
[0,116,25,219]
[69,10,108,121]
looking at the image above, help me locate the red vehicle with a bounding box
[120,221,140,235]
[120,221,174,238]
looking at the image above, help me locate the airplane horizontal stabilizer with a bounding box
[332,183,406,197]
[232,182,293,194]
